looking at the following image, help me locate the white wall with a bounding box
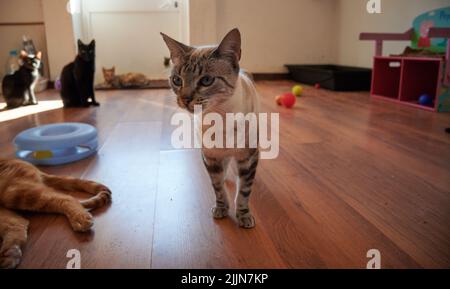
[0,0,44,23]
[70,0,83,43]
[215,0,338,73]
[0,0,76,82]
[75,0,188,82]
[335,0,450,68]
[189,0,217,45]
[212,0,450,71]
[42,0,77,80]
[3,0,447,81]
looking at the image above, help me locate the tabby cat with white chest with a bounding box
[161,28,260,228]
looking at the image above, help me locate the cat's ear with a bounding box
[77,39,83,47]
[89,39,96,47]
[217,28,241,61]
[36,51,42,60]
[160,32,192,65]
[20,50,28,59]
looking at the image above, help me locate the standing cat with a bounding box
[0,159,111,269]
[102,66,150,88]
[60,39,99,107]
[161,28,260,228]
[2,51,41,109]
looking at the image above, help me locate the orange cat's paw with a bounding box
[69,211,94,232]
[97,185,112,195]
[0,245,22,269]
[98,190,112,205]
[80,189,112,210]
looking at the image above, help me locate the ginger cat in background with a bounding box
[102,66,150,88]
[0,159,112,269]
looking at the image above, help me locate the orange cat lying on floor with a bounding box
[102,66,150,88]
[0,159,111,269]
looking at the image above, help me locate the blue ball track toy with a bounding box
[14,123,98,165]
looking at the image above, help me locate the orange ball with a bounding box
[275,94,283,105]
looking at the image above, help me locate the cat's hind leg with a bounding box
[5,97,24,109]
[0,208,28,269]
[0,181,94,232]
[235,149,259,228]
[202,154,230,219]
[42,174,111,209]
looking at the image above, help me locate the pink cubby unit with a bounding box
[360,6,450,112]
[371,56,442,111]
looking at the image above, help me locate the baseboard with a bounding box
[47,80,54,89]
[252,73,291,81]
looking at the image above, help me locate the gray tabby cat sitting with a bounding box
[161,28,260,228]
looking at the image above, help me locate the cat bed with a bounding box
[95,79,170,90]
[14,122,98,165]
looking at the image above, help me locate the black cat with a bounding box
[60,39,99,107]
[1,51,41,109]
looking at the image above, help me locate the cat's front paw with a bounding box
[69,211,94,232]
[237,213,255,229]
[0,245,22,269]
[211,206,228,219]
[23,101,38,106]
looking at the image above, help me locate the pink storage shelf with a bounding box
[371,56,442,112]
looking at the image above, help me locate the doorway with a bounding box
[70,0,188,83]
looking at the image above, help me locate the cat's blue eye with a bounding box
[172,75,182,86]
[199,75,215,87]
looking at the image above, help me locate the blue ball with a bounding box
[418,94,432,106]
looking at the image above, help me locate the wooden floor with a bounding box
[1,81,449,269]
